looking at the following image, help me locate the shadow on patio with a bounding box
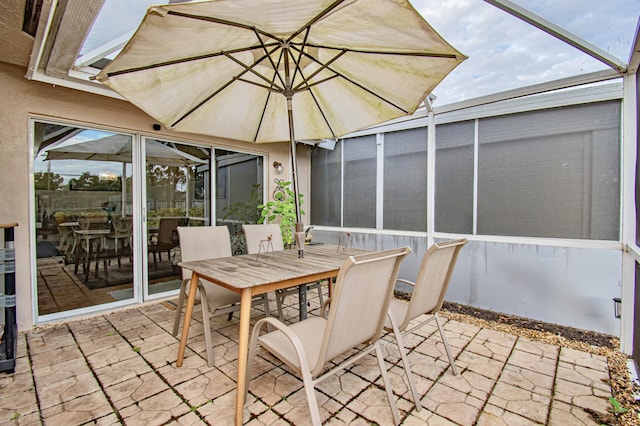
[1,291,629,425]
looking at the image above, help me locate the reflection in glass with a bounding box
[145,139,211,296]
[215,149,264,255]
[33,122,135,316]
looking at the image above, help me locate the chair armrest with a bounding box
[251,317,314,372]
[320,298,332,318]
[396,278,416,287]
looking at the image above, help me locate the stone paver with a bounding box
[0,299,620,425]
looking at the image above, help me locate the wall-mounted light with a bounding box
[273,161,284,173]
[613,297,621,319]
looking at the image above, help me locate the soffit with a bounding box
[43,0,104,78]
[0,0,36,67]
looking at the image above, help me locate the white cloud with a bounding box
[410,0,638,104]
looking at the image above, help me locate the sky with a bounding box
[411,0,638,104]
[82,0,638,106]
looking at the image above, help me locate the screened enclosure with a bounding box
[310,84,625,336]
[313,99,621,240]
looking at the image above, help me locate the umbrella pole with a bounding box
[286,94,304,258]
[287,94,308,322]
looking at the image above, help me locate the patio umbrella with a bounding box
[95,0,466,229]
[45,134,206,218]
[44,134,206,167]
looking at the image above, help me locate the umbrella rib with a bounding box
[223,51,284,92]
[291,48,346,91]
[302,43,460,59]
[253,49,286,142]
[294,47,410,113]
[290,27,311,88]
[296,74,339,92]
[167,10,281,43]
[331,71,409,113]
[307,89,338,140]
[171,45,283,127]
[102,43,277,78]
[252,27,287,90]
[286,0,347,43]
[236,77,283,92]
[254,91,273,142]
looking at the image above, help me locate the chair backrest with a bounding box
[112,216,132,234]
[158,217,180,244]
[313,246,411,376]
[242,224,284,254]
[177,226,232,280]
[401,239,467,330]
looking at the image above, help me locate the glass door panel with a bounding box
[33,122,135,317]
[215,149,264,254]
[144,139,211,297]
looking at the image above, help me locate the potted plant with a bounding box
[258,180,304,248]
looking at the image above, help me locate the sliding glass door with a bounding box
[33,122,136,317]
[213,149,264,254]
[144,138,211,298]
[32,120,265,320]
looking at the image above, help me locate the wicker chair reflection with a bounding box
[73,216,110,282]
[385,238,467,411]
[242,224,325,320]
[246,247,411,426]
[95,217,133,279]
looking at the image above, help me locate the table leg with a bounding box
[298,285,307,321]
[177,273,200,367]
[235,288,253,426]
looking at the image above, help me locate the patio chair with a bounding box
[385,238,467,411]
[94,216,133,279]
[172,226,271,367]
[149,217,180,269]
[105,216,133,263]
[242,223,324,320]
[245,246,411,426]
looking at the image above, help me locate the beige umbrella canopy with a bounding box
[96,0,466,226]
[45,134,206,166]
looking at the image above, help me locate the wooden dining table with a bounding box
[177,243,366,426]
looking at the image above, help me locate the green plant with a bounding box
[258,180,304,247]
[608,396,628,414]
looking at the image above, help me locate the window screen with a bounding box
[343,135,376,228]
[477,101,620,239]
[310,143,342,226]
[383,128,428,231]
[435,121,475,233]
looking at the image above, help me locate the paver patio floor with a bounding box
[1,292,615,425]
